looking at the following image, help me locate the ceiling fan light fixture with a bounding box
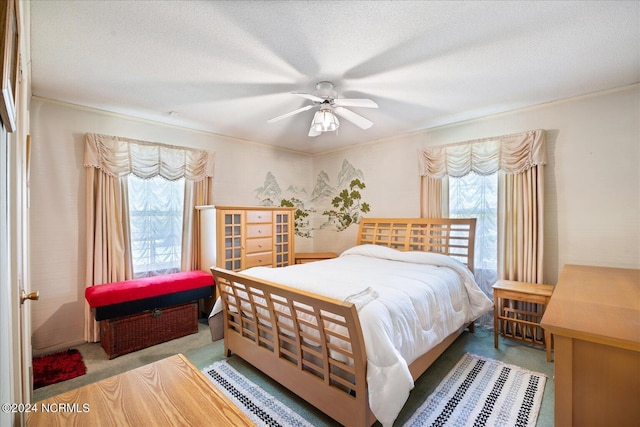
[312,109,339,132]
[268,81,376,136]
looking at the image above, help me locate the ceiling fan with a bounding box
[267,81,378,137]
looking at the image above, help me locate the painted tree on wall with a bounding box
[322,178,371,231]
[318,160,370,231]
[279,197,313,238]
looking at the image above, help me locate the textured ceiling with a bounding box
[30,1,640,154]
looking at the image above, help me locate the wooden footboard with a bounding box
[211,267,375,427]
[210,217,479,426]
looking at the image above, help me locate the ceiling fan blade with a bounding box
[333,98,378,108]
[267,105,314,123]
[333,106,373,129]
[293,92,325,103]
[308,125,321,137]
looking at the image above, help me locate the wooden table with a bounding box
[540,264,640,427]
[294,252,337,264]
[27,354,253,426]
[492,280,554,361]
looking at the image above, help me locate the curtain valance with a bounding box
[419,129,546,178]
[84,133,215,181]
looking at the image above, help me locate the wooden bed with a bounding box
[210,217,477,427]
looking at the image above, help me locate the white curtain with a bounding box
[499,165,545,283]
[84,133,215,342]
[448,172,499,327]
[182,178,213,271]
[128,175,185,277]
[419,129,546,178]
[420,175,447,218]
[84,168,133,341]
[85,133,214,180]
[419,129,547,328]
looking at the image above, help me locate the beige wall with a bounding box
[311,84,640,285]
[29,84,640,352]
[28,98,313,353]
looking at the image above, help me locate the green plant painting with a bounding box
[321,178,370,231]
[279,197,313,238]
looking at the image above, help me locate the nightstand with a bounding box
[294,252,337,264]
[493,280,554,362]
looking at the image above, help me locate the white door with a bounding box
[0,2,33,418]
[0,122,16,426]
[0,125,26,426]
[1,3,34,424]
[0,125,34,427]
[0,36,33,427]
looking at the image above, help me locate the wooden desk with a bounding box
[27,354,253,426]
[540,265,640,427]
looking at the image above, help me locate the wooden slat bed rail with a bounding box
[211,268,373,427]
[357,217,476,272]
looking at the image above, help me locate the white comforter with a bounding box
[211,244,493,426]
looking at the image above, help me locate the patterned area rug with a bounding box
[202,360,314,427]
[32,349,87,389]
[203,353,546,427]
[405,353,546,427]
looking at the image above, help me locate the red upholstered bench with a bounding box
[85,271,214,359]
[85,270,214,320]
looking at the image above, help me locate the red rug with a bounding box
[32,349,87,389]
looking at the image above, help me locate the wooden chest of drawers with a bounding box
[197,205,295,272]
[244,209,273,268]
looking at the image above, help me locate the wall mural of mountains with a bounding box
[254,159,370,237]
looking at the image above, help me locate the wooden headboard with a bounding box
[356,217,477,272]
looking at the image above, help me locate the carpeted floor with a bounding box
[32,322,216,401]
[33,324,554,427]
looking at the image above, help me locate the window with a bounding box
[449,172,498,298]
[127,175,185,277]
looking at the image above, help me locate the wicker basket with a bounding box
[100,302,198,359]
